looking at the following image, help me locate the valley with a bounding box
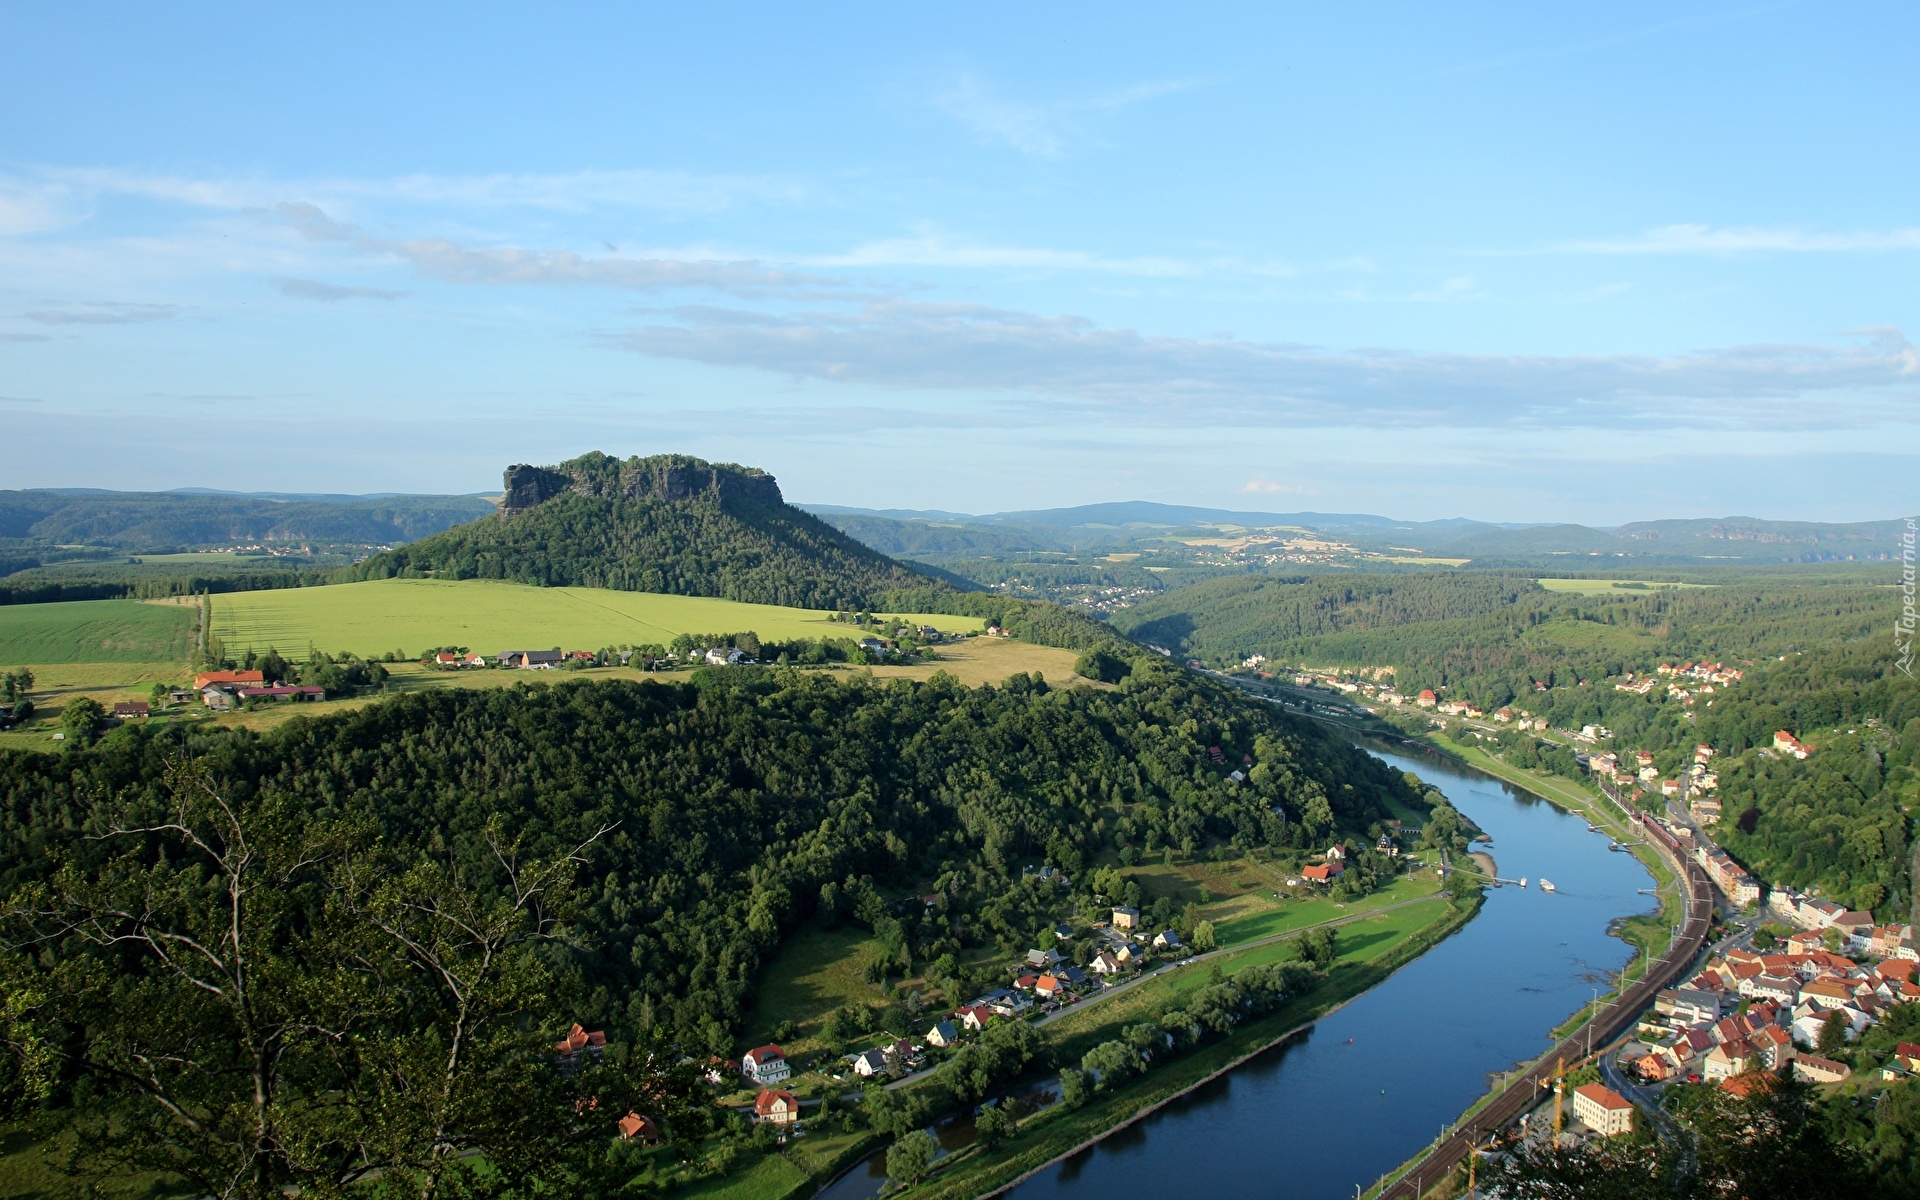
[0,454,1912,1200]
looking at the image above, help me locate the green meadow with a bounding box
[211,578,984,658]
[1533,578,1714,595]
[0,599,196,665]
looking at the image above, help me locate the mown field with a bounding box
[0,599,195,664]
[211,579,984,658]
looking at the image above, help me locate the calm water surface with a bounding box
[819,743,1653,1200]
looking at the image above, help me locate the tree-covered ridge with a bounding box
[0,663,1409,1053]
[347,452,942,609]
[1114,571,1889,700]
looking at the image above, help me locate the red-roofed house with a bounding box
[1721,1071,1777,1099]
[1793,1054,1852,1084]
[741,1044,791,1086]
[955,1005,994,1032]
[617,1112,659,1142]
[755,1089,800,1125]
[1571,1084,1634,1136]
[194,669,264,690]
[555,1022,606,1064]
[1896,1043,1920,1074]
[1301,862,1345,884]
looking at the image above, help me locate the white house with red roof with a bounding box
[741,1044,791,1086]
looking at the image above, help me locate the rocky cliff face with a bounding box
[501,464,573,513]
[499,453,782,515]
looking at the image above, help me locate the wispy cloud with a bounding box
[622,301,1920,429]
[1433,4,1794,78]
[274,277,409,302]
[1553,223,1920,255]
[808,233,1198,276]
[1242,478,1315,495]
[40,165,810,216]
[932,73,1199,157]
[277,203,844,297]
[0,333,52,342]
[23,302,176,325]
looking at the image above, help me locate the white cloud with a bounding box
[621,300,1920,430]
[277,203,844,296]
[42,165,809,216]
[274,277,409,302]
[808,233,1197,276]
[23,302,176,325]
[1555,223,1920,255]
[932,73,1200,157]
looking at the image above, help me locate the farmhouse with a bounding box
[194,669,264,690]
[497,649,564,669]
[112,701,149,719]
[1301,862,1344,883]
[741,1044,791,1086]
[754,1089,801,1125]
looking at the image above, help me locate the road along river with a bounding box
[997,741,1668,1200]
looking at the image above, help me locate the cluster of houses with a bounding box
[1585,743,1723,809]
[1626,928,1920,1090]
[192,669,324,710]
[1611,662,1744,709]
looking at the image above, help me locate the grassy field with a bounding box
[739,926,888,1052]
[211,579,985,659]
[0,599,195,664]
[1534,578,1714,594]
[1213,875,1442,946]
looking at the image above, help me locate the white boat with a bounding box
[1518,877,1528,889]
[1540,879,1557,893]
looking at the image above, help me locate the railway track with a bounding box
[1376,811,1713,1199]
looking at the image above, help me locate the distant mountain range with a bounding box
[802,502,1903,565]
[0,489,497,549]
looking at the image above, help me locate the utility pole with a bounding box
[1588,986,1599,1058]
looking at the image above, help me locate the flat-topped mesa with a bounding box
[501,452,782,514]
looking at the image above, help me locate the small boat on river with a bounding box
[1540,879,1557,893]
[1518,877,1528,888]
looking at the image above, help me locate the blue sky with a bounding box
[1,2,1915,522]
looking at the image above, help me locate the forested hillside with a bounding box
[0,662,1411,1191]
[350,452,940,609]
[1131,569,1917,919]
[1115,572,1887,701]
[1,661,1405,1046]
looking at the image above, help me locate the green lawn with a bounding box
[740,925,888,1051]
[210,579,984,659]
[0,599,195,665]
[676,1151,808,1200]
[1214,875,1441,947]
[0,1118,184,1200]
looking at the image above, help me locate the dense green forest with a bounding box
[1120,570,1918,917]
[1112,572,1888,692]
[349,453,940,609]
[0,660,1413,1194]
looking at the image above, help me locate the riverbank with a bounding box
[1358,749,1712,1200]
[1403,733,1687,1012]
[895,894,1482,1200]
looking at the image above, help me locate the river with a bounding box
[821,741,1657,1200]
